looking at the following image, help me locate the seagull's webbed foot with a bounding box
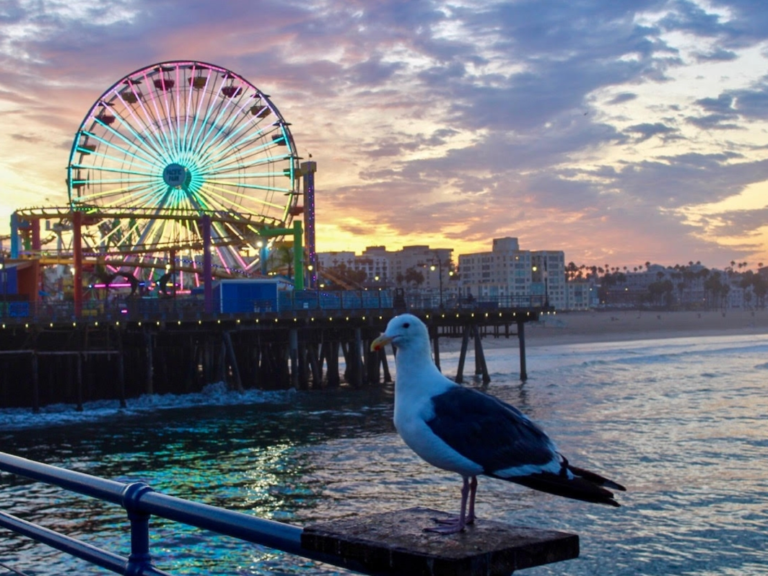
[424,476,477,535]
[424,515,467,534]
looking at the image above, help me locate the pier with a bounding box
[0,293,551,410]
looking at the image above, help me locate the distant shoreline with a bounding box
[440,309,768,351]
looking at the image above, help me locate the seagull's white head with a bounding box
[370,313,429,354]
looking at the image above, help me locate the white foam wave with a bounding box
[0,382,296,432]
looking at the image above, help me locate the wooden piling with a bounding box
[324,340,340,389]
[76,353,83,412]
[31,353,39,414]
[473,325,490,384]
[145,331,154,395]
[455,325,470,383]
[432,325,441,372]
[517,319,528,381]
[223,332,244,392]
[289,328,299,389]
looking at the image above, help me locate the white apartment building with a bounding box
[316,250,391,285]
[566,280,596,310]
[317,245,453,292]
[458,237,566,309]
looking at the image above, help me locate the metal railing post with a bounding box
[122,482,154,575]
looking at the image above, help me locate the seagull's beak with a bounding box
[370,334,393,351]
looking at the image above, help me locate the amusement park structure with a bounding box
[1,60,318,316]
[0,60,552,415]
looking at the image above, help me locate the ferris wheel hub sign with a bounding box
[163,163,188,188]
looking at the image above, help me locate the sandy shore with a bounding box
[440,309,768,351]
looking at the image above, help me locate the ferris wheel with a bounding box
[66,60,301,288]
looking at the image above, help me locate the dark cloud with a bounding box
[607,92,638,105]
[625,122,679,142]
[688,78,768,127]
[708,205,768,237]
[694,47,738,62]
[687,114,742,130]
[10,133,42,144]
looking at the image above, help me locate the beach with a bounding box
[443,309,768,350]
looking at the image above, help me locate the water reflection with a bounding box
[1,336,768,574]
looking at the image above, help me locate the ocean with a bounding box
[1,333,767,575]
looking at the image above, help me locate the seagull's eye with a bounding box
[403,323,410,328]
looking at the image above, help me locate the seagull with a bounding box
[371,313,625,534]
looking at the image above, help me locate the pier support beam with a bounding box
[72,211,83,318]
[144,332,154,395]
[455,325,470,384]
[201,215,213,315]
[223,332,243,392]
[517,319,528,381]
[473,325,490,384]
[289,329,299,389]
[31,353,39,414]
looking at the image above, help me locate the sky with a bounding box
[0,0,767,270]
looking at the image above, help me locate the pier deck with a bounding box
[0,296,553,410]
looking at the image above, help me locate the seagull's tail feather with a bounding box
[567,464,626,492]
[497,458,625,507]
[509,472,622,506]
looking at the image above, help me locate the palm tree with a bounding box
[274,244,295,279]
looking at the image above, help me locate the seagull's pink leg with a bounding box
[426,476,470,534]
[467,476,478,524]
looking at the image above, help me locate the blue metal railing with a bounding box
[0,451,368,575]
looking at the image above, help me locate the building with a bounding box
[317,245,453,295]
[566,280,596,310]
[458,237,566,309]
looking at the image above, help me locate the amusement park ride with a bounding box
[2,60,318,315]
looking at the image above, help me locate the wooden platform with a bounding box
[301,507,579,575]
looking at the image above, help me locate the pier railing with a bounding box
[0,451,373,575]
[0,291,549,325]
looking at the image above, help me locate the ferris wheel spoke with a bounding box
[187,186,242,215]
[76,182,159,206]
[112,87,174,163]
[207,180,291,195]
[135,73,180,164]
[187,80,240,160]
[106,105,170,163]
[75,181,160,205]
[196,138,270,174]
[103,185,167,214]
[205,170,288,180]
[203,139,283,172]
[197,185,284,212]
[74,139,158,171]
[70,164,158,179]
[194,114,270,171]
[181,64,215,164]
[80,128,161,168]
[203,152,293,176]
[191,89,252,164]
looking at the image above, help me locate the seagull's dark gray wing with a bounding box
[426,386,556,474]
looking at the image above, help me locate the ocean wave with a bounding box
[0,382,295,432]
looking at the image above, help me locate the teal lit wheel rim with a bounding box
[66,60,301,288]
